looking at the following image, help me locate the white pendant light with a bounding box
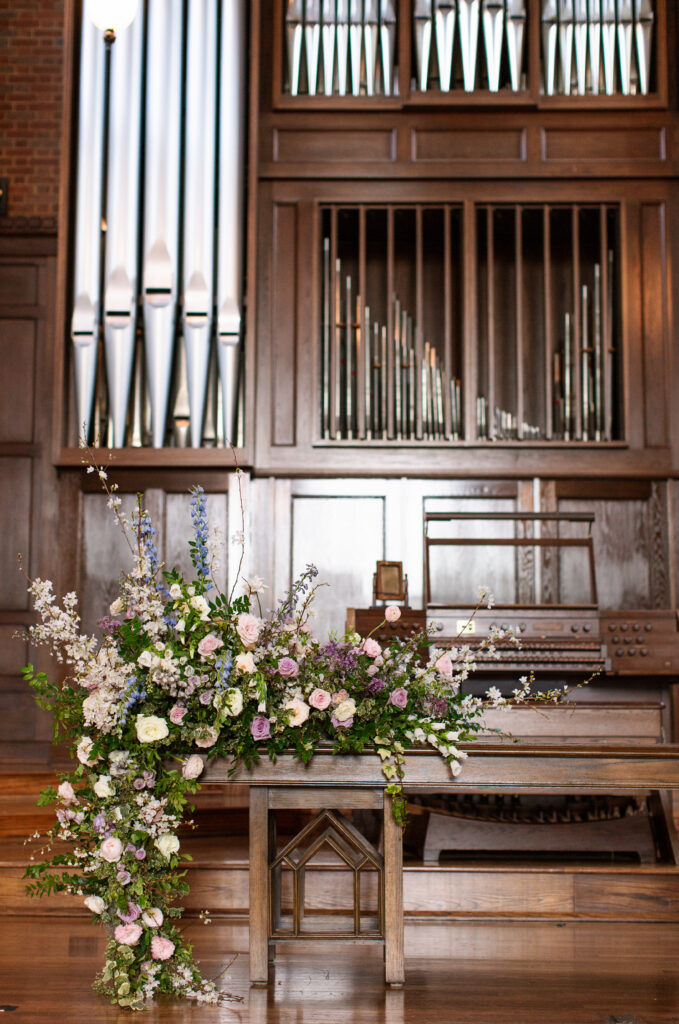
[89,0,139,35]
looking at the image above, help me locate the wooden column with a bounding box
[383,793,405,986]
[249,785,270,983]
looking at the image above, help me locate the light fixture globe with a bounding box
[89,0,139,35]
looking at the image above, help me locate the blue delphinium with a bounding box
[214,654,233,691]
[118,677,147,727]
[189,486,212,592]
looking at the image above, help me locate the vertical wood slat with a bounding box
[600,204,610,441]
[463,198,477,441]
[487,206,496,440]
[527,0,542,103]
[515,206,524,438]
[329,207,338,439]
[641,201,669,448]
[357,206,366,440]
[383,793,405,985]
[387,207,395,439]
[415,206,423,440]
[249,786,270,983]
[443,206,452,439]
[271,204,297,446]
[572,205,582,440]
[544,205,554,439]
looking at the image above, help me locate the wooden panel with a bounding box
[274,129,395,163]
[574,874,679,918]
[0,626,27,677]
[271,203,297,446]
[0,693,41,741]
[79,493,139,634]
[0,319,35,442]
[0,458,31,610]
[0,264,38,306]
[542,128,665,162]
[403,870,573,915]
[640,202,669,448]
[290,494,385,636]
[413,129,526,163]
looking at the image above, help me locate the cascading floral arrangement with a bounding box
[20,462,525,1011]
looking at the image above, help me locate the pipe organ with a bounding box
[70,0,246,449]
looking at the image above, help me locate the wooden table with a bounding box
[204,742,679,986]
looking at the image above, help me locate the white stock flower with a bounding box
[169,584,183,600]
[137,650,154,668]
[93,775,115,799]
[155,834,180,860]
[190,596,210,621]
[135,715,169,743]
[109,597,124,617]
[76,736,97,765]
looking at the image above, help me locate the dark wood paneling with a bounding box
[640,202,669,448]
[542,128,665,163]
[0,458,31,610]
[274,128,396,163]
[0,627,28,678]
[0,319,35,442]
[413,129,526,163]
[0,265,38,305]
[271,203,297,447]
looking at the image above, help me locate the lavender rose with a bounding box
[250,716,272,741]
[169,704,187,725]
[331,713,354,729]
[278,656,299,678]
[387,687,408,708]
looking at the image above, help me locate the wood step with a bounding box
[3,833,679,921]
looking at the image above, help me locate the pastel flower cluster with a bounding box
[21,478,512,1012]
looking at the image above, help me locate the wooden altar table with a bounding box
[204,743,679,986]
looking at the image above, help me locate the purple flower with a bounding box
[135,848,147,861]
[117,902,141,924]
[367,677,385,694]
[331,713,354,729]
[250,716,272,741]
[278,657,299,678]
[199,690,214,705]
[98,616,121,635]
[116,869,132,886]
[387,687,408,708]
[133,778,146,790]
[93,813,106,832]
[143,770,156,787]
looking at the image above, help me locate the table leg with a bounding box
[383,794,405,986]
[249,786,270,983]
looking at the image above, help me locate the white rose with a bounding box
[109,597,124,616]
[190,595,210,620]
[333,698,357,723]
[99,836,124,862]
[155,834,180,860]
[93,774,115,799]
[181,755,204,780]
[84,895,106,914]
[169,584,183,600]
[176,619,186,633]
[135,715,169,743]
[142,907,164,928]
[283,697,310,727]
[76,736,97,766]
[137,650,154,668]
[235,651,256,673]
[221,688,244,717]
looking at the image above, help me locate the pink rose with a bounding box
[99,837,124,863]
[115,923,143,946]
[366,665,379,677]
[250,716,271,740]
[195,726,219,748]
[237,613,262,648]
[197,633,224,658]
[151,935,175,961]
[332,689,349,706]
[385,605,401,622]
[309,688,331,710]
[181,754,204,780]
[387,687,408,708]
[278,657,299,678]
[435,653,454,678]
[57,781,76,805]
[363,638,382,658]
[169,705,187,725]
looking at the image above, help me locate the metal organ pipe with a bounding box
[217,0,246,447]
[182,0,218,449]
[103,13,143,449]
[71,2,105,444]
[143,0,182,448]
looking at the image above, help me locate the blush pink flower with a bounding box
[385,605,401,622]
[309,688,331,710]
[114,923,143,946]
[99,837,124,863]
[57,781,76,805]
[181,755,204,780]
[283,697,310,727]
[435,653,454,678]
[250,715,271,741]
[332,688,349,706]
[169,705,187,725]
[277,657,299,678]
[151,935,175,961]
[387,687,408,708]
[194,726,219,748]
[363,638,382,658]
[197,633,224,658]
[236,613,262,648]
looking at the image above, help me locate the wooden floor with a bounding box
[2,917,679,1023]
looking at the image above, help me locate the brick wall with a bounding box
[0,1,65,221]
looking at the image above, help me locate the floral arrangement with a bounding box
[20,460,526,1011]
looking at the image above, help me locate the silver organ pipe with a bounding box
[414,0,433,93]
[505,0,526,92]
[305,0,322,96]
[380,0,397,95]
[143,0,182,448]
[217,0,246,447]
[103,13,143,449]
[588,0,602,94]
[71,1,105,444]
[616,0,634,96]
[573,0,588,95]
[364,0,380,97]
[558,0,574,96]
[601,0,617,95]
[322,0,337,96]
[482,0,504,93]
[634,0,654,96]
[458,0,480,92]
[349,0,363,97]
[336,0,350,96]
[434,0,456,93]
[286,0,304,97]
[182,0,218,449]
[542,0,558,96]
